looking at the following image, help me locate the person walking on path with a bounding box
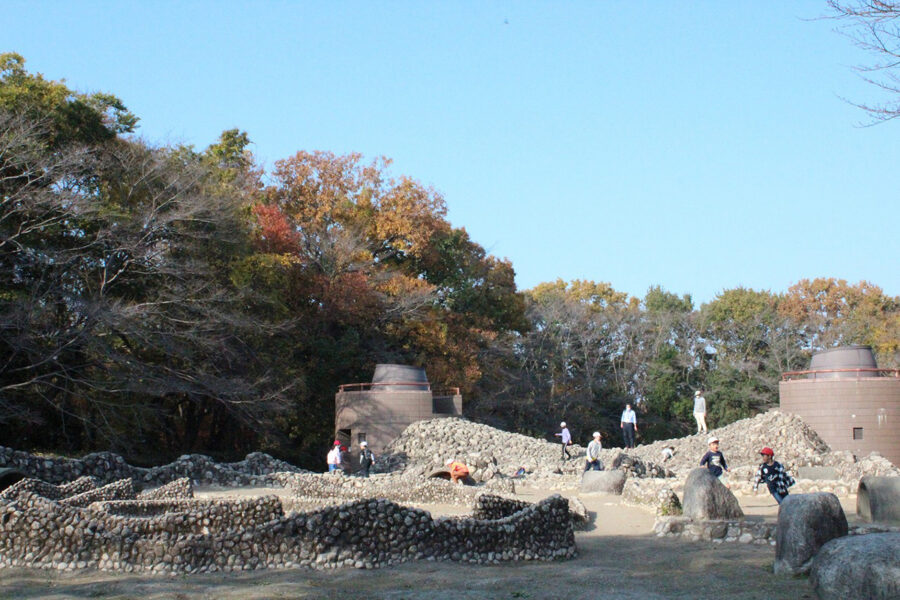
[753,447,795,504]
[700,436,730,483]
[358,440,375,477]
[555,421,572,459]
[693,390,708,434]
[585,431,604,471]
[620,404,638,449]
[326,441,342,473]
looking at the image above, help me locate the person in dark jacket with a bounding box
[753,446,795,504]
[358,440,375,477]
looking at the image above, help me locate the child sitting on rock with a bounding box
[699,436,729,484]
[753,446,795,504]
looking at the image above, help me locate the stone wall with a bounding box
[654,516,900,545]
[0,478,576,573]
[0,446,308,487]
[654,516,777,545]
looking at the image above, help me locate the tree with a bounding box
[828,1,900,122]
[0,53,137,147]
[1,104,287,456]
[780,277,900,365]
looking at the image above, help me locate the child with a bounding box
[699,436,729,483]
[326,441,342,473]
[753,447,795,504]
[555,421,572,459]
[358,440,375,477]
[661,446,676,462]
[585,431,603,471]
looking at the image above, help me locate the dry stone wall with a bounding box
[0,477,576,573]
[0,446,309,487]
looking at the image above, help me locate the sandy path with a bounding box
[0,489,817,600]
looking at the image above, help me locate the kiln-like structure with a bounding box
[780,346,900,466]
[334,364,462,454]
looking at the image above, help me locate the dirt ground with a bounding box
[0,487,832,600]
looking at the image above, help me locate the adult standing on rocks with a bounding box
[693,390,708,434]
[555,421,572,459]
[620,404,638,449]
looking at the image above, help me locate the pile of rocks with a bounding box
[0,446,310,487]
[628,410,899,483]
[380,417,671,486]
[0,476,576,573]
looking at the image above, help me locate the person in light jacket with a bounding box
[693,390,708,434]
[585,431,604,471]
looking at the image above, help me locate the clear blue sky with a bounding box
[4,1,898,305]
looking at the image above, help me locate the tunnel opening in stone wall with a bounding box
[0,469,25,493]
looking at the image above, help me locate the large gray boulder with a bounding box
[810,533,900,600]
[774,492,848,575]
[858,476,900,524]
[581,470,626,494]
[681,468,743,520]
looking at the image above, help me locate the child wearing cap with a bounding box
[753,447,795,504]
[358,440,375,478]
[326,441,342,473]
[585,431,603,471]
[699,436,729,482]
[555,421,572,460]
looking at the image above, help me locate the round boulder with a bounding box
[580,470,626,495]
[682,468,743,521]
[810,532,900,600]
[774,492,848,576]
[857,476,900,524]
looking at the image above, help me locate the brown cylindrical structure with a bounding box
[780,347,900,467]
[335,365,462,462]
[807,345,879,379]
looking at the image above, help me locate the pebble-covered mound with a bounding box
[626,410,899,482]
[380,417,671,488]
[0,446,309,486]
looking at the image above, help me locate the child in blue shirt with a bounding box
[700,436,729,482]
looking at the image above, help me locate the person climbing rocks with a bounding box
[693,390,708,434]
[359,440,375,477]
[620,404,638,449]
[555,421,572,459]
[446,459,469,484]
[753,447,795,504]
[699,436,729,484]
[585,431,604,471]
[326,441,342,473]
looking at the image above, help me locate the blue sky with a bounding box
[3,1,898,305]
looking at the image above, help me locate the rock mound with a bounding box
[381,417,671,484]
[627,410,899,482]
